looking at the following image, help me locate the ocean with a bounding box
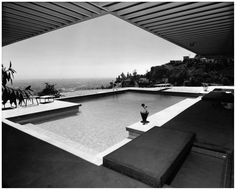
[9,78,113,94]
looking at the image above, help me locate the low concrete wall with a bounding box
[58,90,125,103]
[159,91,202,97]
[8,104,80,124]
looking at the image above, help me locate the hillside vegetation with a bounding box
[149,57,234,86]
[114,56,234,87]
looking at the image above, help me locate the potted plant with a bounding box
[202,83,208,91]
[140,103,149,124]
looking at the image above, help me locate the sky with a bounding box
[2,14,195,80]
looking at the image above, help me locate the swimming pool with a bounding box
[24,91,186,154]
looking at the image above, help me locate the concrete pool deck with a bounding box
[2,86,234,187]
[163,86,234,94]
[2,121,150,188]
[2,118,102,165]
[126,97,201,139]
[60,85,234,98]
[3,118,132,165]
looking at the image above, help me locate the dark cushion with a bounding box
[163,100,234,151]
[103,127,195,187]
[202,91,234,103]
[213,88,234,93]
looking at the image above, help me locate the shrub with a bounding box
[2,62,33,108]
[38,83,61,98]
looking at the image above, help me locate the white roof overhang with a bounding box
[3,2,234,57]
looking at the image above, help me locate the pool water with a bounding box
[29,92,186,153]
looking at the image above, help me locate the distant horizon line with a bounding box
[13,77,116,80]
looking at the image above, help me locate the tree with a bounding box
[133,69,137,77]
[127,72,131,78]
[38,83,61,98]
[145,70,150,80]
[2,62,15,87]
[2,62,32,108]
[116,75,122,83]
[120,72,126,80]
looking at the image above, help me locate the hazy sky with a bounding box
[2,14,195,80]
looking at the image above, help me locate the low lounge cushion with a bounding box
[202,91,234,103]
[103,127,195,187]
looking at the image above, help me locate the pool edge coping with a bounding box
[126,96,202,138]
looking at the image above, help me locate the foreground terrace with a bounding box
[2,86,234,187]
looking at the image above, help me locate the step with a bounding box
[169,147,232,188]
[103,127,195,187]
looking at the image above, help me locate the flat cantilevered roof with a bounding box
[2,2,234,57]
